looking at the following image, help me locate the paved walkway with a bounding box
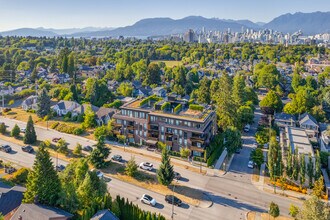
[106,141,223,176]
[252,162,310,201]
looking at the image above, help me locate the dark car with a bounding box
[52,137,61,143]
[56,165,66,172]
[82,145,93,152]
[165,195,182,206]
[5,166,16,174]
[0,145,12,153]
[22,145,34,153]
[111,155,122,162]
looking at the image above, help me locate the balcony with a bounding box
[114,123,122,128]
[113,130,121,135]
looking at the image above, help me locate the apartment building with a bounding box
[112,95,217,157]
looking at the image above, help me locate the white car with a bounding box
[20,128,26,133]
[248,161,254,169]
[140,194,156,206]
[91,169,104,179]
[252,143,258,148]
[139,162,153,171]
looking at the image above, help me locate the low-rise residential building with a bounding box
[11,204,73,220]
[22,95,38,111]
[152,87,166,98]
[298,113,319,138]
[0,182,25,220]
[91,210,119,220]
[283,126,314,157]
[274,112,296,128]
[96,107,117,126]
[51,101,81,116]
[113,96,217,157]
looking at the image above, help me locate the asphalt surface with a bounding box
[0,112,303,219]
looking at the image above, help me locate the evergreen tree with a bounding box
[232,73,246,108]
[292,148,299,181]
[125,156,138,177]
[157,148,174,186]
[268,137,279,180]
[315,150,321,180]
[215,73,237,129]
[144,63,161,85]
[312,176,325,199]
[67,52,75,77]
[36,88,51,118]
[49,59,57,73]
[89,136,110,168]
[299,155,306,187]
[269,202,280,218]
[70,84,78,102]
[23,145,61,206]
[24,115,37,144]
[61,55,68,73]
[31,67,38,83]
[307,153,314,188]
[196,77,211,104]
[286,146,293,177]
[11,124,20,138]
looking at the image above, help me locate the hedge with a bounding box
[139,95,162,107]
[189,104,204,112]
[104,99,123,109]
[168,150,181,157]
[174,104,182,114]
[193,156,205,163]
[161,102,170,111]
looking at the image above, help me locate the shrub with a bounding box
[50,122,59,129]
[180,147,190,159]
[104,99,123,109]
[168,151,181,157]
[193,156,205,163]
[174,104,182,114]
[125,157,138,177]
[0,123,6,134]
[10,168,29,185]
[289,204,299,218]
[43,115,50,121]
[269,202,280,218]
[139,95,162,107]
[73,143,82,156]
[11,124,20,138]
[73,127,84,135]
[117,135,126,144]
[189,104,204,111]
[161,102,170,111]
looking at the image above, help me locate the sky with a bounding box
[0,0,330,31]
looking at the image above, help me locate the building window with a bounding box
[197,142,202,148]
[184,139,187,146]
[161,135,164,141]
[139,130,142,136]
[174,129,177,135]
[184,132,187,139]
[193,151,201,157]
[179,139,182,144]
[144,131,147,137]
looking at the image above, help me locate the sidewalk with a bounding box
[252,163,310,201]
[106,141,221,176]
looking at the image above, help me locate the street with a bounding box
[0,111,303,219]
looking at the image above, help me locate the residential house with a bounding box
[298,113,319,138]
[73,103,99,116]
[0,86,15,95]
[274,112,296,128]
[320,129,330,152]
[22,95,38,111]
[91,210,119,220]
[96,107,116,126]
[132,80,142,90]
[107,80,119,92]
[10,204,73,220]
[0,182,25,220]
[51,101,81,116]
[152,87,166,98]
[135,87,152,97]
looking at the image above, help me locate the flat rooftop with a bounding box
[286,127,314,156]
[123,99,213,122]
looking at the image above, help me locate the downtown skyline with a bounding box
[0,0,330,31]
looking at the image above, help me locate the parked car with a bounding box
[52,137,61,143]
[248,161,254,169]
[83,145,93,152]
[91,169,104,179]
[174,172,181,180]
[263,143,269,149]
[244,124,250,132]
[21,145,34,153]
[56,165,66,172]
[165,195,182,206]
[20,128,26,133]
[5,166,16,174]
[140,194,156,206]
[139,162,153,171]
[111,154,123,162]
[252,143,258,148]
[0,145,12,153]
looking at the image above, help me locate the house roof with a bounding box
[139,87,152,96]
[91,210,119,220]
[22,95,38,106]
[53,101,80,110]
[132,80,142,89]
[96,107,116,121]
[152,87,165,93]
[274,112,296,121]
[0,183,25,216]
[11,203,73,220]
[299,113,318,126]
[74,103,99,114]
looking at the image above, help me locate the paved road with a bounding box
[0,114,303,219]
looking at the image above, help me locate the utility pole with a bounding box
[171,180,178,220]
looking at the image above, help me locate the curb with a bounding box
[199,192,213,208]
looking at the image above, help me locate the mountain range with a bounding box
[0,11,329,38]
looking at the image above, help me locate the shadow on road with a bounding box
[208,192,266,213]
[9,150,17,154]
[180,203,190,209]
[154,203,165,209]
[179,177,189,182]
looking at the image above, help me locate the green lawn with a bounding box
[151,60,182,67]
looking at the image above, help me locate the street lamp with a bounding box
[171,180,178,220]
